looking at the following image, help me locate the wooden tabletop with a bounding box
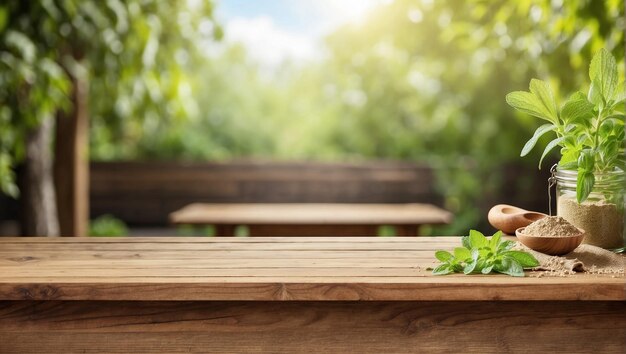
[169,203,453,226]
[0,237,623,301]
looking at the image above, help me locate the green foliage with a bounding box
[2,0,623,235]
[433,230,539,277]
[0,0,220,196]
[124,0,622,234]
[506,49,626,202]
[89,214,128,237]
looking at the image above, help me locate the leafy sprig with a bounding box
[506,49,626,203]
[432,230,539,277]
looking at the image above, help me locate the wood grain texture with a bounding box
[0,301,624,353]
[0,237,623,301]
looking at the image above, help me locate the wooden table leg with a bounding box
[396,224,421,236]
[214,224,236,236]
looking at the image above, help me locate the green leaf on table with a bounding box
[503,251,539,268]
[489,231,502,250]
[589,48,618,101]
[435,250,454,262]
[454,247,471,261]
[461,236,471,249]
[432,230,537,277]
[576,170,595,203]
[538,136,565,169]
[498,240,516,252]
[469,229,487,248]
[463,257,478,274]
[521,124,555,156]
[495,258,525,277]
[481,264,494,274]
[432,263,453,275]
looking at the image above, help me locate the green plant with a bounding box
[432,230,539,277]
[89,215,128,237]
[506,49,626,203]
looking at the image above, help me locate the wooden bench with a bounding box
[90,161,443,226]
[0,236,623,353]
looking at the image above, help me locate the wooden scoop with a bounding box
[488,204,547,234]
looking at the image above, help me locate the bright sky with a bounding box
[213,0,386,66]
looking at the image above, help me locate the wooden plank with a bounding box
[0,301,624,353]
[0,237,623,301]
[0,278,622,301]
[169,203,452,225]
[0,249,441,259]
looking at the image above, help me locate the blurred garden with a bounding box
[0,0,624,236]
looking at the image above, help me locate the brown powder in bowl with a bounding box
[523,216,581,237]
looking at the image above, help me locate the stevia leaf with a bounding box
[569,91,587,101]
[589,48,618,101]
[489,231,502,251]
[561,97,594,124]
[498,240,516,252]
[558,160,578,170]
[454,247,471,261]
[588,79,604,106]
[505,91,556,123]
[471,248,480,261]
[496,258,525,277]
[474,258,487,273]
[503,251,540,268]
[463,259,477,274]
[469,230,487,248]
[435,250,454,262]
[521,124,555,157]
[529,79,559,120]
[613,81,625,103]
[432,264,453,275]
[577,149,595,170]
[538,136,565,169]
[576,170,595,203]
[481,264,494,274]
[461,236,471,249]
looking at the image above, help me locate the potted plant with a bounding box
[506,49,625,250]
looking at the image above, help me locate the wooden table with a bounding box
[169,203,453,236]
[0,237,624,353]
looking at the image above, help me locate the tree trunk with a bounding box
[20,116,60,236]
[54,74,89,237]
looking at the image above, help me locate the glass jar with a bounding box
[553,167,625,250]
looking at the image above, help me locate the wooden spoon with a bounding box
[515,227,585,256]
[488,204,547,234]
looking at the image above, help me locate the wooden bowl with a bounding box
[515,227,585,256]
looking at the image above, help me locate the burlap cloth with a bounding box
[517,243,625,275]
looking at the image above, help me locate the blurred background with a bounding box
[0,0,624,237]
